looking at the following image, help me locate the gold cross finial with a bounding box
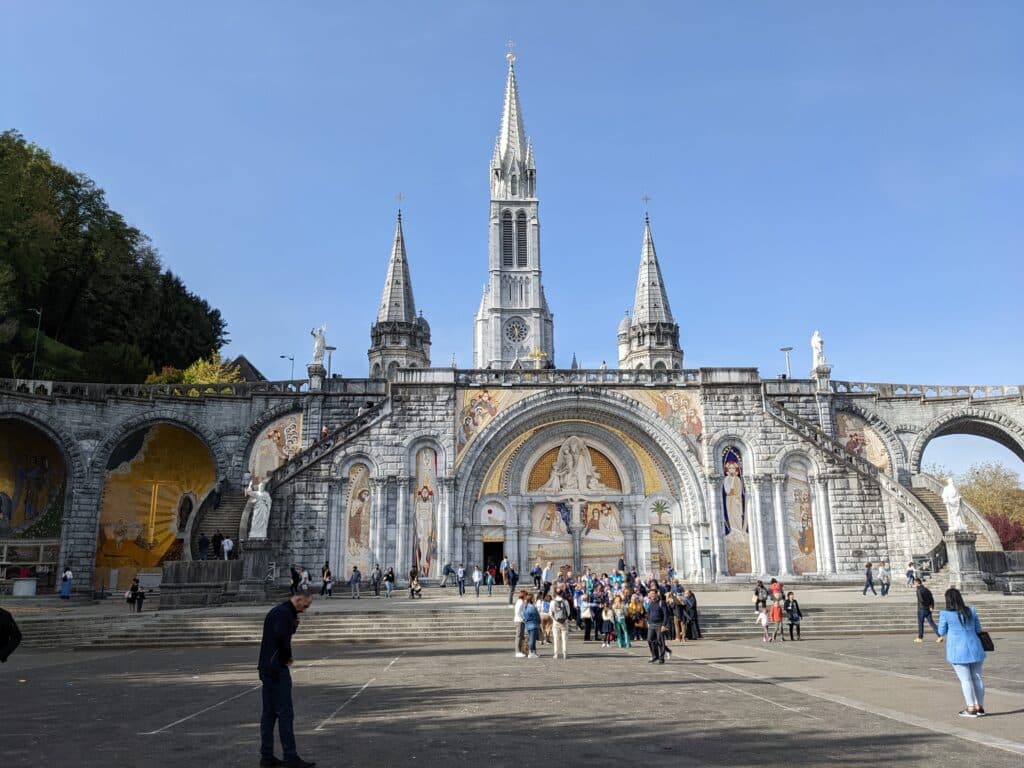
[642,193,651,210]
[395,192,405,207]
[506,38,516,64]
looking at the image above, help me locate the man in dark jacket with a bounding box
[647,593,670,663]
[198,531,210,561]
[914,579,940,642]
[506,563,519,605]
[258,587,315,768]
[1,607,22,663]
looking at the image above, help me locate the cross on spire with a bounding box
[506,37,516,64]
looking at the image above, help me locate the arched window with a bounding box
[501,211,513,267]
[516,211,528,267]
[511,175,518,196]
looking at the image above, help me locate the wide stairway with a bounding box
[908,475,1000,552]
[16,600,1024,650]
[189,488,248,555]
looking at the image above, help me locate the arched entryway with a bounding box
[95,423,217,590]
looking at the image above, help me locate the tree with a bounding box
[81,342,152,383]
[958,462,1024,525]
[181,352,242,385]
[986,514,1024,551]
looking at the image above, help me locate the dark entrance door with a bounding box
[483,541,504,582]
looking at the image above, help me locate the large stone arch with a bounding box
[834,401,907,474]
[90,410,230,480]
[238,400,306,473]
[910,407,1024,474]
[0,402,87,491]
[454,387,707,529]
[773,444,824,477]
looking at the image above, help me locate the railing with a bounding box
[423,367,704,387]
[831,380,1022,400]
[914,540,948,576]
[762,390,945,553]
[267,399,391,488]
[911,473,1003,551]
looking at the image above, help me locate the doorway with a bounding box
[483,541,504,582]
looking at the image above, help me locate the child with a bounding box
[601,605,615,647]
[324,573,333,598]
[769,598,785,641]
[905,562,916,588]
[784,591,803,640]
[756,606,770,642]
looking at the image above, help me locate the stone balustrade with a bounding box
[0,377,388,401]
[831,380,1022,400]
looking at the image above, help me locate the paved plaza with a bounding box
[3,626,1023,767]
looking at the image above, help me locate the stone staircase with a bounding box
[189,489,248,556]
[14,601,1024,650]
[909,474,1001,552]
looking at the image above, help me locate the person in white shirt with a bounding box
[541,561,555,593]
[222,537,234,561]
[513,591,527,658]
[472,566,483,598]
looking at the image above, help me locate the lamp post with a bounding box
[325,345,337,378]
[779,346,793,379]
[279,354,295,381]
[29,308,42,379]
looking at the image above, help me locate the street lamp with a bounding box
[325,345,337,378]
[29,308,42,379]
[279,354,295,381]
[779,346,793,379]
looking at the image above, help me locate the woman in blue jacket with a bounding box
[523,595,542,659]
[937,588,987,717]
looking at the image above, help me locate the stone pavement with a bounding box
[2,631,1022,767]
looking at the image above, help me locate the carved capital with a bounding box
[771,473,787,487]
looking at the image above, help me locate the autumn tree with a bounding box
[181,352,242,385]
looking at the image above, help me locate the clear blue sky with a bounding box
[4,2,1022,473]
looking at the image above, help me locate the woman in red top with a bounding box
[769,598,786,642]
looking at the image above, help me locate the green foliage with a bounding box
[145,366,185,384]
[0,130,228,382]
[926,460,1024,549]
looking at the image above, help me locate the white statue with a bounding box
[941,477,968,532]
[539,436,610,493]
[246,480,272,539]
[311,324,327,365]
[811,330,826,370]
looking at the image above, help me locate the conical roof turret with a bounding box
[631,213,675,325]
[377,211,417,323]
[494,53,529,168]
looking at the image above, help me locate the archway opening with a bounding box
[0,418,67,591]
[95,423,216,590]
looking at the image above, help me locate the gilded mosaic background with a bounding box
[248,413,303,481]
[835,413,891,474]
[622,389,703,438]
[0,419,66,537]
[455,388,535,465]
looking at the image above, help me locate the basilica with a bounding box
[0,54,1013,597]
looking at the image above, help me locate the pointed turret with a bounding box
[369,211,431,378]
[490,51,536,200]
[618,214,683,371]
[496,56,527,165]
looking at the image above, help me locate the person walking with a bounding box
[938,588,988,718]
[550,589,570,659]
[646,591,669,663]
[913,578,941,643]
[685,589,703,639]
[905,561,917,588]
[612,596,631,649]
[878,561,891,596]
[320,562,332,597]
[59,565,73,599]
[212,529,224,560]
[135,585,146,613]
[753,580,768,612]
[223,536,234,561]
[299,567,310,591]
[349,566,362,599]
[506,563,519,605]
[383,567,395,598]
[523,595,542,658]
[257,585,316,768]
[530,562,542,590]
[440,562,453,588]
[485,566,495,596]
[769,597,785,642]
[472,565,483,597]
[456,564,466,596]
[198,531,210,561]
[862,561,877,596]
[542,561,554,595]
[126,578,139,612]
[408,568,422,599]
[756,606,770,643]
[289,566,300,596]
[513,590,527,658]
[0,606,22,664]
[370,565,382,597]
[784,591,803,640]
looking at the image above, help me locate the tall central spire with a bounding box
[377,211,416,323]
[495,52,527,165]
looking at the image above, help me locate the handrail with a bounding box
[831,380,1022,400]
[762,389,944,554]
[267,399,390,489]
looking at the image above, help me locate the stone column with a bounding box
[945,531,986,592]
[772,474,792,576]
[706,477,727,576]
[370,478,387,571]
[436,478,451,569]
[749,475,769,575]
[307,362,326,393]
[635,523,652,576]
[518,524,530,574]
[671,524,687,579]
[813,475,837,574]
[332,477,349,573]
[395,475,411,582]
[505,506,520,574]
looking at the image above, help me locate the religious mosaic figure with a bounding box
[785,463,817,574]
[344,464,372,570]
[538,436,610,493]
[942,477,968,532]
[413,448,438,577]
[246,480,272,539]
[722,446,752,574]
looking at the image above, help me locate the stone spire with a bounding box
[376,211,416,323]
[618,214,682,371]
[495,52,528,168]
[369,211,430,378]
[632,214,675,325]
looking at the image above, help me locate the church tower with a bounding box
[617,214,683,370]
[473,51,555,369]
[368,211,431,378]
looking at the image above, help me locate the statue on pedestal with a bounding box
[811,330,827,370]
[941,477,968,532]
[311,324,327,365]
[246,480,272,539]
